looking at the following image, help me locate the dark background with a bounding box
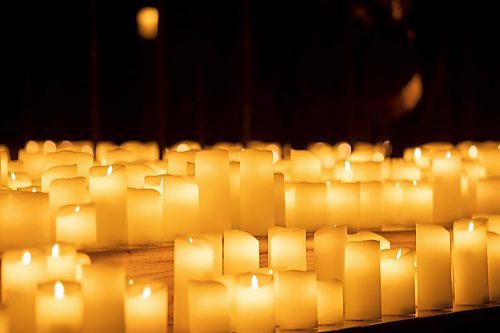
[2,0,500,156]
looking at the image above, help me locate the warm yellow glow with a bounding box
[372,152,384,162]
[413,147,422,160]
[468,220,474,233]
[106,165,113,176]
[468,145,478,159]
[188,237,193,244]
[251,274,259,289]
[10,172,16,181]
[176,143,190,152]
[412,180,418,186]
[395,182,400,188]
[43,140,57,154]
[22,251,31,265]
[141,286,152,299]
[51,244,60,258]
[338,142,351,158]
[323,156,334,169]
[445,151,452,159]
[82,145,93,155]
[32,187,37,193]
[344,160,351,171]
[396,248,402,260]
[137,7,159,40]
[74,205,80,213]
[268,268,273,275]
[54,281,65,300]
[26,140,39,153]
[128,279,134,285]
[326,180,331,187]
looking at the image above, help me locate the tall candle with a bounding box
[7,171,31,190]
[294,182,327,231]
[344,240,381,320]
[188,280,230,333]
[360,181,383,230]
[195,150,231,232]
[81,263,125,333]
[290,149,322,182]
[168,151,196,176]
[41,164,77,192]
[56,203,97,248]
[44,151,93,180]
[476,178,500,214]
[127,188,163,245]
[125,163,156,188]
[174,236,214,332]
[382,181,404,228]
[327,182,360,231]
[36,281,83,333]
[453,218,489,305]
[240,149,274,235]
[223,229,259,275]
[125,281,167,333]
[317,279,343,325]
[268,227,306,271]
[432,150,462,225]
[403,180,433,225]
[314,225,346,281]
[89,165,128,247]
[45,243,77,281]
[380,248,415,315]
[487,232,500,302]
[415,223,452,310]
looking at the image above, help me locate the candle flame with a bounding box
[22,251,31,265]
[326,180,331,187]
[468,220,474,232]
[176,143,189,152]
[54,281,65,299]
[106,165,113,176]
[344,160,351,171]
[128,279,134,285]
[141,286,152,299]
[188,237,193,244]
[51,244,60,258]
[32,187,36,193]
[445,151,452,159]
[251,274,259,289]
[373,152,384,162]
[412,180,418,186]
[414,147,422,160]
[268,268,273,275]
[74,205,80,213]
[10,172,16,181]
[468,145,478,159]
[396,248,402,260]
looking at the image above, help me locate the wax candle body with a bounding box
[41,164,77,192]
[223,229,259,275]
[229,161,241,229]
[432,150,462,225]
[317,280,343,325]
[127,188,163,245]
[45,243,77,281]
[403,180,433,225]
[294,182,327,231]
[487,232,500,302]
[44,151,93,180]
[314,226,346,281]
[476,178,500,214]
[187,280,230,333]
[125,163,156,188]
[381,248,415,315]
[56,203,97,248]
[290,149,322,182]
[125,281,167,333]
[360,181,383,230]
[382,181,404,228]
[268,227,306,271]
[327,182,360,231]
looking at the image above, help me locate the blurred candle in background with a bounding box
[137,7,159,39]
[125,281,167,333]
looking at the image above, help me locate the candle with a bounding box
[174,236,214,332]
[284,182,295,227]
[44,150,93,180]
[234,273,275,333]
[0,304,8,333]
[327,182,360,231]
[476,178,500,214]
[7,171,31,190]
[277,270,317,329]
[487,232,500,302]
[95,141,117,164]
[143,174,165,195]
[462,161,486,215]
[314,225,347,281]
[380,248,415,315]
[125,163,156,188]
[268,227,306,271]
[187,280,230,333]
[45,243,77,281]
[403,180,433,225]
[104,148,133,164]
[223,229,259,275]
[168,151,196,176]
[473,214,500,234]
[382,181,404,228]
[81,263,125,333]
[432,150,462,225]
[347,231,390,250]
[317,279,343,325]
[36,281,83,333]
[453,218,489,305]
[229,161,241,229]
[333,160,354,182]
[415,223,452,310]
[195,150,231,232]
[344,240,381,320]
[56,203,97,248]
[125,281,167,333]
[89,165,128,247]
[360,181,383,230]
[1,248,46,333]
[163,175,200,241]
[18,148,45,183]
[127,188,163,245]
[294,182,327,231]
[290,149,322,182]
[41,164,77,192]
[202,233,223,279]
[351,161,383,182]
[0,150,8,188]
[389,158,421,181]
[274,173,286,227]
[478,143,500,177]
[240,149,275,235]
[74,252,91,282]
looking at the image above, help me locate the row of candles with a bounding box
[1,139,500,250]
[1,217,499,332]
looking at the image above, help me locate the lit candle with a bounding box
[294,182,327,231]
[18,147,45,183]
[415,223,452,310]
[317,279,343,325]
[168,151,196,176]
[347,231,390,250]
[432,150,462,225]
[81,263,125,333]
[268,227,306,271]
[125,281,167,333]
[360,181,383,230]
[380,248,415,315]
[188,280,230,333]
[382,181,404,228]
[127,188,163,245]
[476,178,500,214]
[7,171,31,190]
[453,218,489,305]
[36,281,83,333]
[327,182,360,231]
[56,203,97,249]
[0,149,8,188]
[0,303,8,333]
[333,160,354,182]
[125,163,156,188]
[478,142,500,177]
[234,273,275,333]
[290,149,322,182]
[89,165,128,247]
[344,240,381,320]
[137,7,159,39]
[195,150,231,232]
[487,232,500,302]
[273,173,286,227]
[240,149,275,235]
[403,180,433,225]
[45,243,77,281]
[44,150,93,180]
[41,164,77,192]
[174,236,214,332]
[462,161,486,215]
[314,225,347,281]
[223,229,259,275]
[277,270,317,329]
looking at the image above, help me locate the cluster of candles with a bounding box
[0,139,500,332]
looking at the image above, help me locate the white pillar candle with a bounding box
[294,182,327,231]
[382,181,404,228]
[415,223,452,310]
[453,218,489,305]
[380,248,415,315]
[36,281,83,333]
[195,150,231,232]
[290,149,322,182]
[89,165,128,246]
[125,163,156,188]
[277,270,317,330]
[240,149,274,235]
[284,182,296,227]
[462,161,486,215]
[234,273,275,333]
[56,203,97,249]
[314,225,346,281]
[7,171,31,190]
[81,263,125,333]
[188,280,230,333]
[344,240,381,320]
[327,182,360,231]
[476,178,500,214]
[487,232,500,302]
[174,236,214,332]
[125,281,167,333]
[168,151,196,176]
[127,188,163,245]
[41,164,77,192]
[360,181,383,230]
[317,279,343,325]
[403,180,433,225]
[268,227,306,271]
[273,173,286,227]
[45,243,77,281]
[432,150,462,225]
[223,229,259,275]
[44,151,93,180]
